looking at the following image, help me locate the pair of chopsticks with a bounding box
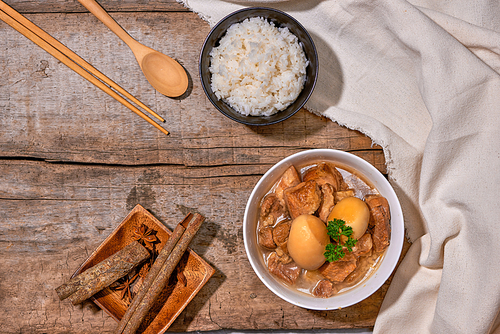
[0,0,169,136]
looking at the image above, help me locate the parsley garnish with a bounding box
[324,218,358,262]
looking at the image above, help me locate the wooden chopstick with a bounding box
[0,2,169,135]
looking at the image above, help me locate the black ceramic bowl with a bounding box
[199,7,318,126]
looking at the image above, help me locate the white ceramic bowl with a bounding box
[243,149,404,310]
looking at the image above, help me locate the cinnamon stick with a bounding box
[112,213,192,334]
[117,213,205,334]
[55,241,150,304]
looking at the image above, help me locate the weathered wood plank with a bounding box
[0,12,207,164]
[0,160,399,333]
[0,12,385,171]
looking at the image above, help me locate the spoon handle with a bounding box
[77,0,137,47]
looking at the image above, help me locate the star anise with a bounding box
[114,273,139,303]
[132,224,158,248]
[138,261,151,278]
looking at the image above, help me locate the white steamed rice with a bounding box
[209,17,308,117]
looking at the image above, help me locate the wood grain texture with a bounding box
[0,4,403,334]
[4,0,188,13]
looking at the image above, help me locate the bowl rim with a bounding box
[243,149,404,310]
[199,6,319,126]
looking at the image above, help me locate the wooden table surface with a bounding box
[0,1,407,333]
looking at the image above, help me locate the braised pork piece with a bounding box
[257,162,391,298]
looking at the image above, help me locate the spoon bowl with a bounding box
[78,0,188,97]
[140,51,188,98]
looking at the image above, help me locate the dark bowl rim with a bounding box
[199,7,319,126]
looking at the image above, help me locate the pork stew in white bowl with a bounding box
[243,149,404,310]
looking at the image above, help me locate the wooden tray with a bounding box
[72,204,214,334]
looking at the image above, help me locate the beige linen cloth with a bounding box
[179,0,500,332]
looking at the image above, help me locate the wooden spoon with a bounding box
[77,0,188,97]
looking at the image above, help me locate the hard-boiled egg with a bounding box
[288,214,330,270]
[327,197,370,240]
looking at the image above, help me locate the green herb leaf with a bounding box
[344,237,357,252]
[324,243,343,262]
[324,218,358,262]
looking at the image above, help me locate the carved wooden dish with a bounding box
[72,204,215,334]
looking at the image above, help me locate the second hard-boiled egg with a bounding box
[327,197,370,240]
